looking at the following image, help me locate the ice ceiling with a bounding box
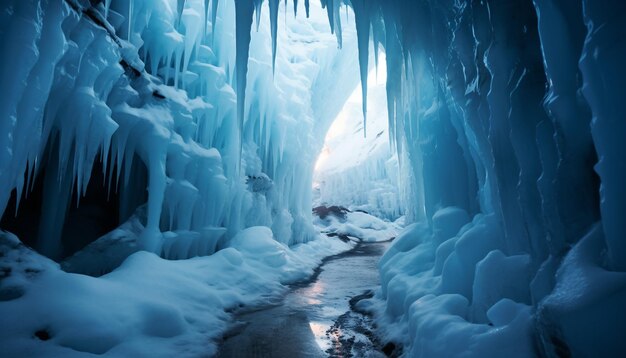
[1,0,625,357]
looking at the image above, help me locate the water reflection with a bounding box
[309,321,332,350]
[218,241,391,357]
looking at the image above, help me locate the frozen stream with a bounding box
[217,240,391,357]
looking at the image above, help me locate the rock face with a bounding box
[313,205,350,221]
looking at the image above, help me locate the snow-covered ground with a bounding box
[313,206,403,243]
[0,228,353,357]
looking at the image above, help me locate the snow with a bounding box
[314,208,402,243]
[0,229,353,357]
[358,210,537,357]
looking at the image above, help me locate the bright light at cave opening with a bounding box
[314,52,388,175]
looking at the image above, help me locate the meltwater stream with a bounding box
[217,241,391,358]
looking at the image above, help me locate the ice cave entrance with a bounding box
[314,53,404,221]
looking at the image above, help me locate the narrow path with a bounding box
[217,240,390,358]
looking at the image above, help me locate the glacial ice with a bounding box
[345,0,626,356]
[1,0,625,357]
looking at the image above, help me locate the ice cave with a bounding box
[0,0,625,357]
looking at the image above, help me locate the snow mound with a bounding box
[314,205,402,243]
[0,226,353,357]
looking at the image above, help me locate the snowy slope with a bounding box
[314,53,405,220]
[0,229,353,356]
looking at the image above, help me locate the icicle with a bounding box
[254,0,263,32]
[371,15,384,76]
[128,0,133,41]
[235,0,255,168]
[104,0,111,19]
[204,0,209,39]
[304,0,309,18]
[174,47,183,88]
[176,0,185,19]
[269,0,279,73]
[293,0,298,17]
[211,0,219,45]
[352,0,370,137]
[326,0,335,34]
[333,0,342,48]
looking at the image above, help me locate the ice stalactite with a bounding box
[332,0,343,49]
[350,0,370,137]
[211,0,220,44]
[323,0,335,34]
[269,0,279,73]
[234,0,255,168]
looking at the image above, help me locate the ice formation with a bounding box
[0,0,365,355]
[1,0,626,357]
[334,1,626,357]
[0,0,359,263]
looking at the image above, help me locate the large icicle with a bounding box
[333,0,343,48]
[269,0,279,73]
[234,0,255,165]
[204,0,209,39]
[326,0,335,34]
[305,0,310,18]
[211,0,219,44]
[254,0,263,31]
[351,0,371,137]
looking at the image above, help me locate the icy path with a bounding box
[217,240,391,357]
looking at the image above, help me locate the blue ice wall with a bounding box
[331,0,626,356]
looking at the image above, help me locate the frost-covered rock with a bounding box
[314,207,402,243]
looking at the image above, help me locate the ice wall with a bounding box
[0,0,358,267]
[323,0,626,356]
